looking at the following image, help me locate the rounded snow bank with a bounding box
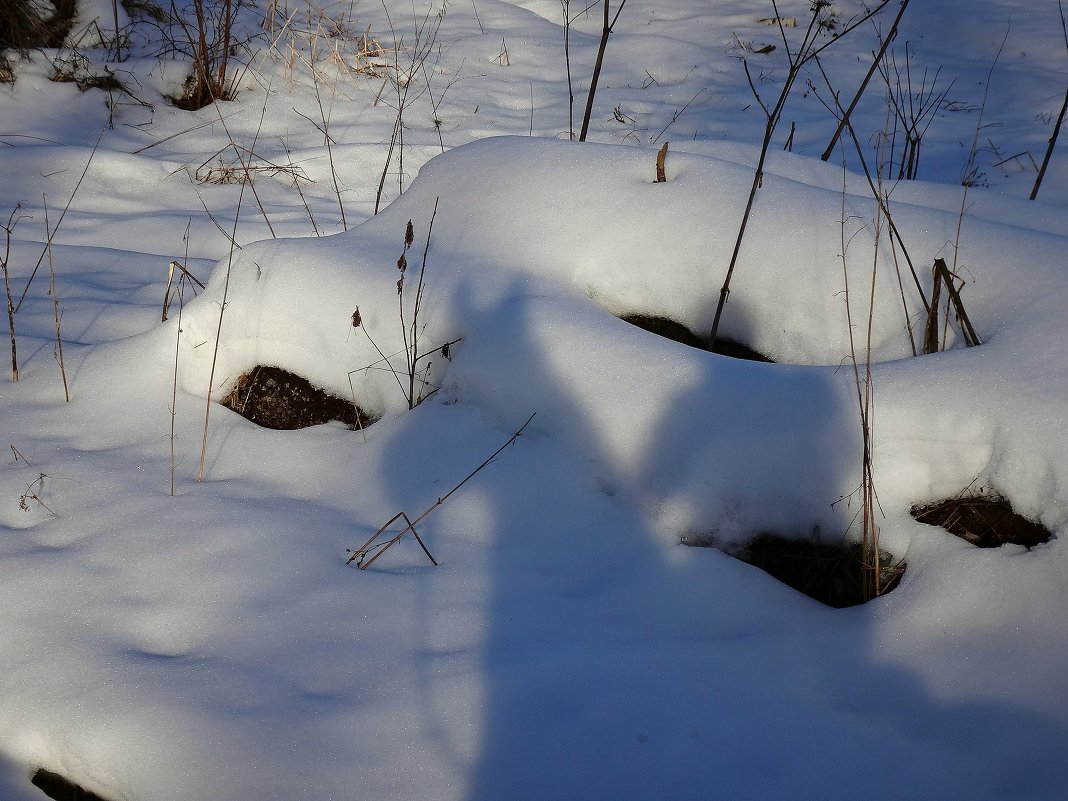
[178,136,1068,379]
[172,136,1068,544]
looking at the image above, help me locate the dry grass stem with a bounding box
[197,95,271,481]
[374,3,446,214]
[351,198,459,411]
[162,256,205,322]
[43,199,69,402]
[16,129,103,311]
[194,144,311,187]
[1031,0,1067,198]
[169,273,188,496]
[812,55,930,351]
[838,146,887,601]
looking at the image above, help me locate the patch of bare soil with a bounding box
[911,495,1051,548]
[621,314,773,362]
[33,768,115,801]
[684,532,904,608]
[221,365,376,430]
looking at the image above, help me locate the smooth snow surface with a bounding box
[1,1,1067,799]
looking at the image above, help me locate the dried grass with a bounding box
[0,0,78,82]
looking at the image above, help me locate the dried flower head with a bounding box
[397,253,407,272]
[405,220,414,246]
[351,307,362,328]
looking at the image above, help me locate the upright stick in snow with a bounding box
[1030,0,1068,200]
[1,206,21,383]
[706,0,891,351]
[578,0,628,142]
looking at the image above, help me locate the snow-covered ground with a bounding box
[2,1,1067,799]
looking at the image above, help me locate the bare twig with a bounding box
[812,55,929,351]
[650,88,707,144]
[707,0,891,350]
[1031,0,1068,199]
[923,27,1006,353]
[579,0,628,142]
[471,0,484,34]
[1,205,23,382]
[19,473,57,517]
[163,254,205,322]
[821,0,911,161]
[347,413,536,568]
[168,0,239,109]
[374,2,444,214]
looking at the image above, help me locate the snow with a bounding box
[2,1,1068,799]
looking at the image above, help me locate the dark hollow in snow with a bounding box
[221,365,376,431]
[620,314,774,362]
[911,495,1052,548]
[32,768,114,801]
[684,532,905,608]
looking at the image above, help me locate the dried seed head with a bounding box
[441,342,451,360]
[351,307,362,328]
[405,220,414,246]
[397,277,404,294]
[397,253,407,272]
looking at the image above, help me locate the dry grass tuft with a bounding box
[0,0,78,82]
[194,145,310,186]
